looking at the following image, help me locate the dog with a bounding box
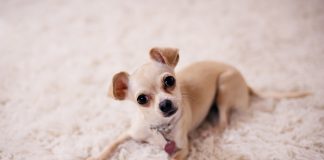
[87,47,309,160]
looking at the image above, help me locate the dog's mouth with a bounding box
[164,108,178,117]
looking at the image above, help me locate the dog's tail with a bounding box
[248,87,311,99]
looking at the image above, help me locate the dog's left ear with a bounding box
[149,47,179,68]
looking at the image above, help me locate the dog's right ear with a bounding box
[108,72,129,100]
[149,47,179,68]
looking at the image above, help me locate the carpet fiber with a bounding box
[1,0,324,159]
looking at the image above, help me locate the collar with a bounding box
[149,117,178,140]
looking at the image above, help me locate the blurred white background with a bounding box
[0,0,323,159]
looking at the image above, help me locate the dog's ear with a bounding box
[108,72,129,100]
[149,47,179,68]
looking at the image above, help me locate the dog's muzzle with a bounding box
[159,99,177,117]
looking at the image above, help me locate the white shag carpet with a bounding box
[1,0,324,159]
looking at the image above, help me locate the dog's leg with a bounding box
[214,73,231,132]
[171,137,189,160]
[170,125,191,160]
[218,105,230,132]
[87,132,131,160]
[215,70,250,132]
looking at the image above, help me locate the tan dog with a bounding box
[88,47,309,160]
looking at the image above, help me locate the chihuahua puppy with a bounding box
[87,47,309,160]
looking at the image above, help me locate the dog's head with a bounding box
[108,47,182,124]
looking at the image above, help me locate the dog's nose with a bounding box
[159,99,173,113]
[159,100,177,117]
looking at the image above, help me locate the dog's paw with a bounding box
[86,157,99,160]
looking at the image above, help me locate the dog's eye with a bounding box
[164,76,176,88]
[137,94,149,105]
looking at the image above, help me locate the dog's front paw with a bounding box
[86,157,99,160]
[170,147,189,160]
